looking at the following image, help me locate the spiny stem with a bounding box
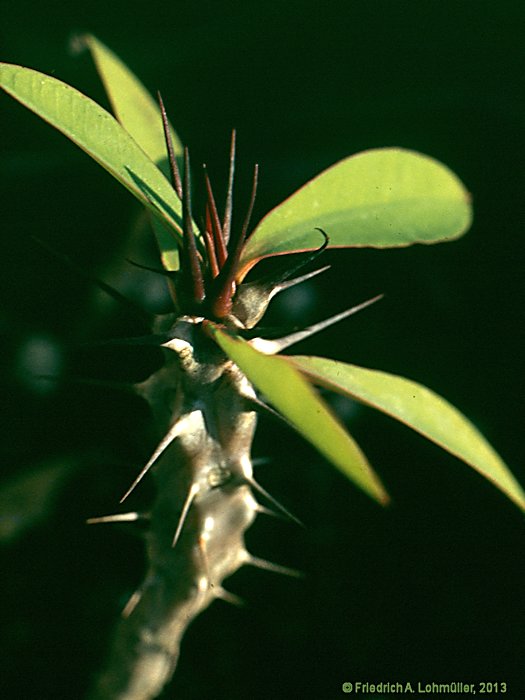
[157,92,183,199]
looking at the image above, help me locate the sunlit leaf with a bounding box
[239,148,472,277]
[81,35,183,270]
[207,324,389,504]
[82,33,183,167]
[0,62,183,260]
[288,356,525,512]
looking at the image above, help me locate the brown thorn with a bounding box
[222,129,236,245]
[239,162,259,247]
[203,165,228,266]
[211,163,259,318]
[32,235,152,323]
[157,92,183,199]
[183,147,205,303]
[203,210,220,278]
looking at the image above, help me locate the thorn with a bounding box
[212,164,259,318]
[244,476,303,527]
[157,92,183,199]
[272,265,331,296]
[245,554,303,579]
[203,224,220,278]
[251,293,384,354]
[245,394,283,419]
[222,129,236,245]
[254,503,284,519]
[172,482,200,548]
[125,257,177,278]
[245,394,297,434]
[203,165,227,266]
[214,587,245,607]
[86,512,147,524]
[32,235,151,323]
[120,421,183,502]
[252,456,272,467]
[122,589,142,618]
[270,227,329,286]
[243,228,328,292]
[238,163,259,248]
[181,147,205,303]
[231,232,329,329]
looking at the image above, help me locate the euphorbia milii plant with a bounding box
[1,34,523,700]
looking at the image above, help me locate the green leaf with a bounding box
[239,148,472,277]
[0,62,183,263]
[288,356,525,512]
[82,34,183,172]
[81,35,183,270]
[206,324,389,505]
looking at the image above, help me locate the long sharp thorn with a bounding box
[86,512,146,524]
[32,235,151,323]
[255,503,289,520]
[252,456,272,467]
[251,294,384,354]
[245,476,303,527]
[172,482,200,548]
[203,212,220,278]
[222,129,236,245]
[182,147,205,302]
[246,394,297,432]
[239,164,258,242]
[125,257,178,278]
[157,91,183,199]
[274,227,329,283]
[214,587,245,607]
[270,265,331,299]
[235,236,330,314]
[203,165,228,265]
[244,554,303,578]
[122,590,142,618]
[120,422,182,503]
[212,164,259,317]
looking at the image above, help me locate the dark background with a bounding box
[1,1,524,699]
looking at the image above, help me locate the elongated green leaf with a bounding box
[289,356,525,512]
[81,35,183,270]
[82,34,183,169]
[0,62,183,259]
[239,148,472,277]
[207,324,389,505]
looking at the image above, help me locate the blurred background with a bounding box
[1,1,524,698]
